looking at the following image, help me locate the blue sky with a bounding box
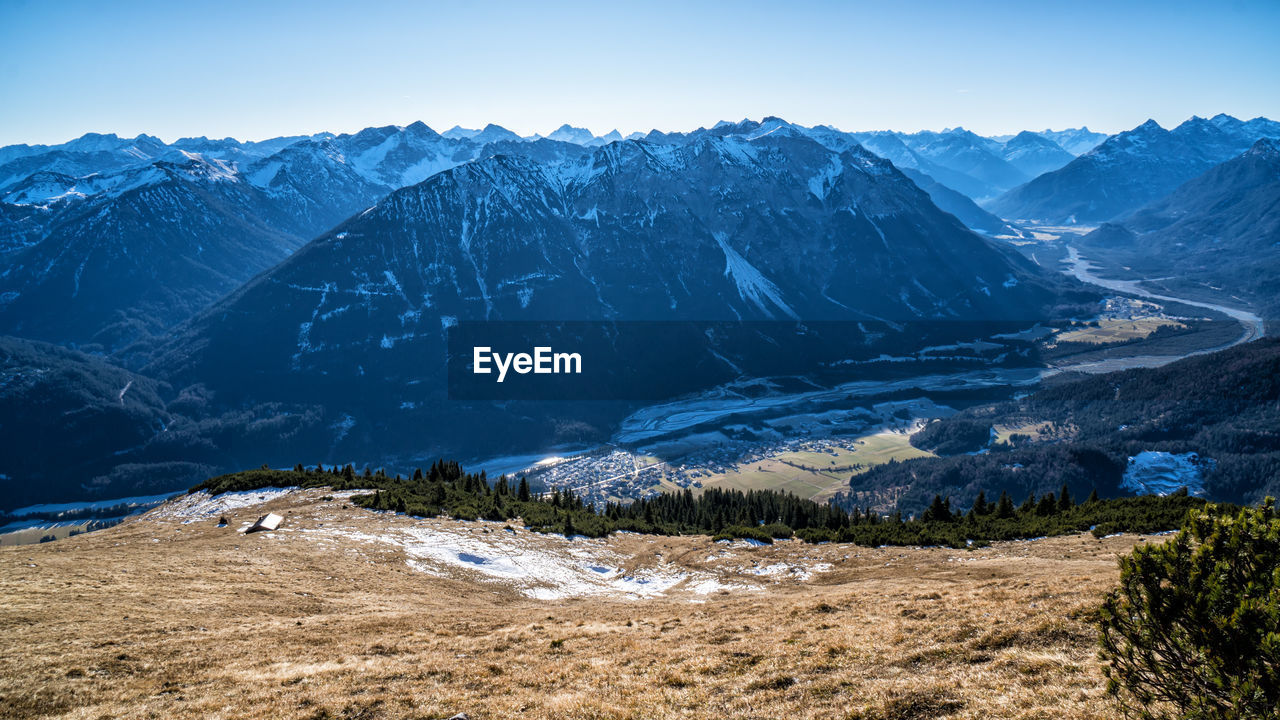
[1,0,1277,145]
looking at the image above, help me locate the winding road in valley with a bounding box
[1058,245,1266,373]
[615,246,1268,444]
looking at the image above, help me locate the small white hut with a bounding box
[246,513,283,533]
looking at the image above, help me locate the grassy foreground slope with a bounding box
[0,487,1156,720]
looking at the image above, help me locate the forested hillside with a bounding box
[850,337,1280,512]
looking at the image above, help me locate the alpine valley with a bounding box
[0,114,1275,523]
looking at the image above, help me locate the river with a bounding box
[1059,245,1266,373]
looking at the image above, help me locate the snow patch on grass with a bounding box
[316,523,770,600]
[150,488,300,524]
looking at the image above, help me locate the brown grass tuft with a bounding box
[848,687,966,720]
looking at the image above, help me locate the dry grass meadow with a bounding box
[0,489,1149,720]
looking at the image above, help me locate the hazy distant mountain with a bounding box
[441,125,481,139]
[546,124,597,145]
[470,123,524,144]
[139,131,1083,469]
[0,132,334,193]
[1036,127,1108,155]
[0,133,169,191]
[999,131,1076,177]
[898,128,1029,198]
[988,114,1280,224]
[546,125,626,146]
[847,131,1003,201]
[171,133,331,160]
[1079,138,1280,319]
[898,167,1025,237]
[841,126,1093,202]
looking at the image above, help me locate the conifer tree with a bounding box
[995,491,1016,519]
[1098,499,1280,718]
[923,494,953,523]
[1036,492,1058,516]
[969,491,989,518]
[1019,491,1037,514]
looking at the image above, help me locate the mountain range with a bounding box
[0,155,306,349]
[0,126,593,349]
[1078,138,1280,320]
[989,114,1280,224]
[133,130,1082,471]
[0,118,1100,350]
[0,122,1099,507]
[999,131,1078,178]
[3,113,1276,508]
[1033,127,1109,155]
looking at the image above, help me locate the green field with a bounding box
[991,420,1058,445]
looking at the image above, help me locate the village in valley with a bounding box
[515,423,933,509]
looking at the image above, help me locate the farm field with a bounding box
[1054,315,1186,344]
[698,429,934,502]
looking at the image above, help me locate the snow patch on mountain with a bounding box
[808,157,843,200]
[714,233,797,319]
[291,281,334,369]
[1121,451,1210,496]
[247,161,283,187]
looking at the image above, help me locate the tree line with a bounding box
[191,461,1208,548]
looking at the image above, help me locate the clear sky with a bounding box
[1,0,1278,146]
